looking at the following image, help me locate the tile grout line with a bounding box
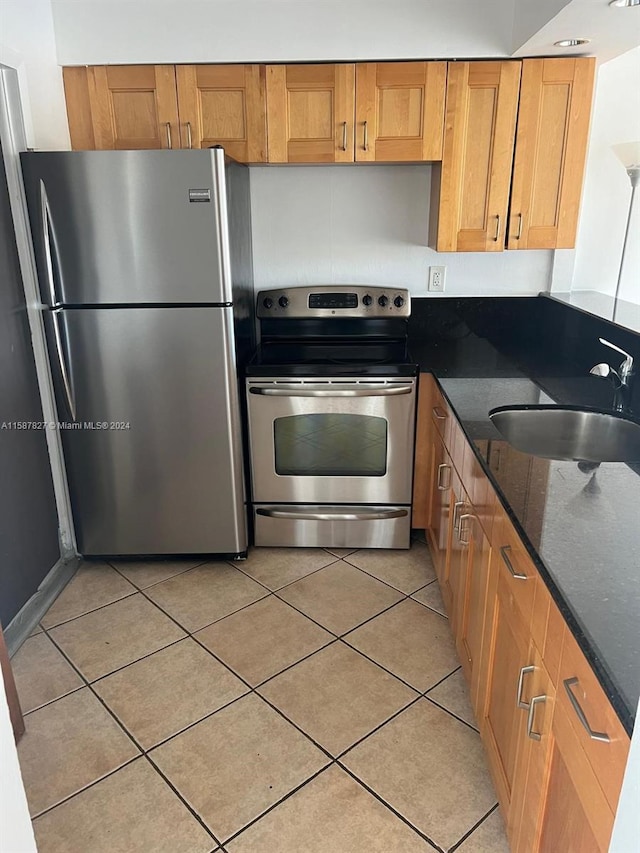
[40,589,139,631]
[335,762,445,852]
[227,552,342,592]
[423,694,481,735]
[220,764,334,847]
[142,751,225,848]
[447,802,501,852]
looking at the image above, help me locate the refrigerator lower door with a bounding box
[53,306,247,555]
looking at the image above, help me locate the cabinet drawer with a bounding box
[558,629,630,813]
[491,506,537,624]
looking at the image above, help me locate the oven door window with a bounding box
[274,414,387,477]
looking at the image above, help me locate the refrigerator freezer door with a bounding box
[54,306,246,555]
[21,149,233,306]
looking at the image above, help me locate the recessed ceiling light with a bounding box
[553,38,591,47]
[609,0,640,8]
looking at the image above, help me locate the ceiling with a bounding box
[49,0,640,65]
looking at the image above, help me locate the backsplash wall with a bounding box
[249,164,555,296]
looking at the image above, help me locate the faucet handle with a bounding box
[599,338,634,375]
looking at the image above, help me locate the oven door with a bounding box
[246,377,416,504]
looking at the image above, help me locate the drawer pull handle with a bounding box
[452,500,465,533]
[527,694,546,741]
[500,545,527,580]
[517,665,535,710]
[459,513,474,545]
[563,678,610,743]
[341,121,348,152]
[437,463,451,491]
[432,406,447,421]
[165,122,173,149]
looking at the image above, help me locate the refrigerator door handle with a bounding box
[39,180,61,307]
[51,308,77,422]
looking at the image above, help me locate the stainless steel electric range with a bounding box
[245,285,418,549]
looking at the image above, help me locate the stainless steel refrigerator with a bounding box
[21,148,253,557]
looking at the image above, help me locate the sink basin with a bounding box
[489,406,640,463]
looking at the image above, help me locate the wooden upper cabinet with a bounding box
[175,65,267,162]
[265,62,446,163]
[266,64,355,163]
[354,62,446,162]
[508,58,595,250]
[430,61,521,252]
[64,65,180,150]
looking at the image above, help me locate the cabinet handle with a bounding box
[452,500,465,533]
[459,513,474,545]
[437,463,451,491]
[515,212,523,240]
[526,694,546,741]
[517,665,535,710]
[563,678,610,743]
[363,120,369,151]
[493,214,501,242]
[186,121,193,149]
[432,406,447,421]
[165,122,173,149]
[341,121,348,151]
[500,545,527,580]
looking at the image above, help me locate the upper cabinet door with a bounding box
[433,61,521,252]
[82,66,180,150]
[265,64,355,163]
[355,62,446,162]
[508,58,595,250]
[175,65,267,163]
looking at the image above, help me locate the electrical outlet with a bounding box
[428,265,446,292]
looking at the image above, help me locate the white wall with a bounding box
[250,164,554,296]
[0,0,69,149]
[571,46,640,305]
[0,677,37,853]
[51,0,515,65]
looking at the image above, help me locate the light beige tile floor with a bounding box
[14,541,509,852]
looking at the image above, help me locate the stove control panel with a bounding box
[257,285,411,319]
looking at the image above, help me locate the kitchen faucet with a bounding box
[590,338,635,414]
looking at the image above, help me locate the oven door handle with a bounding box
[256,508,409,521]
[249,385,413,397]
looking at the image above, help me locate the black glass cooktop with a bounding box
[246,339,418,377]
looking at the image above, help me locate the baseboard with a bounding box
[5,556,81,657]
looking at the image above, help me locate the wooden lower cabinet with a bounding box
[479,558,534,834]
[414,372,630,852]
[426,432,453,587]
[517,688,615,852]
[456,512,491,711]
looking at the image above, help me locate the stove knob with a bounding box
[278,295,289,308]
[394,295,405,308]
[362,294,373,307]
[263,297,273,309]
[378,295,389,307]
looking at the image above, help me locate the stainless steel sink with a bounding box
[489,407,640,463]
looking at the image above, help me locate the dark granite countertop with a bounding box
[408,296,640,735]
